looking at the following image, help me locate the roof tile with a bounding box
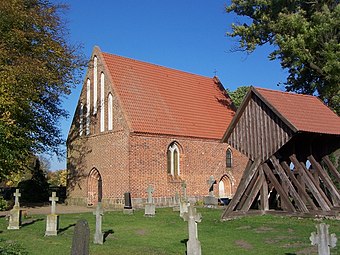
[256,87,340,135]
[102,52,235,139]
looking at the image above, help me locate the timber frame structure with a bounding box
[221,87,340,219]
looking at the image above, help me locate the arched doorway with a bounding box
[219,174,233,198]
[87,168,102,206]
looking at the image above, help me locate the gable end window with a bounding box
[226,148,233,168]
[167,142,180,177]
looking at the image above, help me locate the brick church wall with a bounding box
[128,134,248,205]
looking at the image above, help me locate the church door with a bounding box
[87,168,102,206]
[219,175,232,198]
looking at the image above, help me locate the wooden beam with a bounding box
[281,161,318,211]
[308,155,340,207]
[241,167,265,211]
[236,168,259,210]
[221,158,261,219]
[259,166,269,211]
[290,155,331,211]
[270,156,309,213]
[262,163,296,212]
[322,155,340,183]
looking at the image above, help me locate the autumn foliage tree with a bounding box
[226,0,340,114]
[0,0,83,179]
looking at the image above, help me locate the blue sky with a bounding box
[49,0,287,170]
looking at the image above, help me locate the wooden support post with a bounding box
[221,158,261,219]
[281,161,318,211]
[241,167,265,212]
[271,156,309,213]
[263,163,296,213]
[259,166,269,211]
[290,155,331,211]
[237,169,259,210]
[322,155,340,183]
[308,155,340,207]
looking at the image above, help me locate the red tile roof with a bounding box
[255,87,340,135]
[102,52,235,139]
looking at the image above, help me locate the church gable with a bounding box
[68,47,130,142]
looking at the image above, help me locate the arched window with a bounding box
[100,72,105,132]
[167,142,180,176]
[226,148,233,168]
[86,78,91,135]
[79,102,84,136]
[108,93,113,131]
[93,56,98,114]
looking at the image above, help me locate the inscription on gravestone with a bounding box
[71,219,90,255]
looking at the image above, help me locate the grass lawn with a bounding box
[0,207,339,254]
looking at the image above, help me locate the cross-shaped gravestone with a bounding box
[14,189,21,208]
[93,202,104,244]
[146,185,154,204]
[49,192,59,215]
[310,223,337,255]
[207,175,216,196]
[181,202,202,255]
[181,181,187,201]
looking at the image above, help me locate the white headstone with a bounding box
[310,223,337,255]
[93,203,104,244]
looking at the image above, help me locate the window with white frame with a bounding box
[100,72,105,132]
[108,93,113,130]
[86,78,91,135]
[167,142,180,176]
[79,102,84,136]
[93,56,98,114]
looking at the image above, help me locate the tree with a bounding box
[0,0,84,179]
[227,86,250,108]
[226,1,340,114]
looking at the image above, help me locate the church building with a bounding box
[66,46,248,208]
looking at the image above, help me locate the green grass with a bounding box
[0,207,339,255]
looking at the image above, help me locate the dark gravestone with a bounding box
[71,220,90,255]
[123,192,133,214]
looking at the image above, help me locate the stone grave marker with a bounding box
[93,202,104,244]
[144,185,155,217]
[71,219,90,255]
[181,201,202,255]
[180,181,188,217]
[45,192,59,236]
[173,191,180,212]
[7,189,21,230]
[123,192,133,214]
[203,175,218,207]
[310,223,337,255]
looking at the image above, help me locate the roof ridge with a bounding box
[102,51,215,81]
[255,87,318,99]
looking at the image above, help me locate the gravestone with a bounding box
[173,191,180,212]
[144,185,155,217]
[180,181,189,217]
[203,175,218,207]
[93,202,104,244]
[45,192,59,236]
[7,189,21,230]
[123,192,133,214]
[310,223,337,255]
[181,202,202,255]
[71,219,90,255]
